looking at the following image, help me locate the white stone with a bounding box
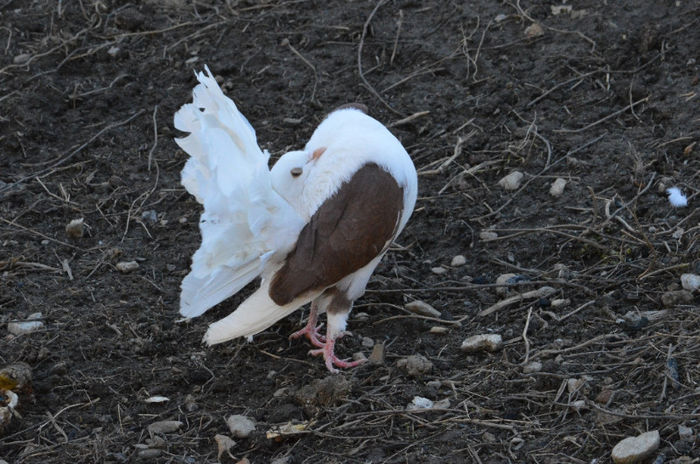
[13,53,31,64]
[567,378,585,393]
[407,396,433,410]
[8,312,44,335]
[494,13,507,23]
[226,415,256,438]
[496,273,517,295]
[405,300,441,317]
[429,326,448,334]
[65,218,85,238]
[214,434,236,461]
[460,334,502,353]
[570,400,586,411]
[116,260,139,272]
[498,171,524,190]
[479,231,498,241]
[524,23,544,38]
[680,273,699,292]
[549,178,567,197]
[431,266,447,274]
[551,5,572,15]
[611,430,660,464]
[523,361,542,373]
[147,420,183,435]
[450,255,467,266]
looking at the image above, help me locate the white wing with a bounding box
[175,67,304,318]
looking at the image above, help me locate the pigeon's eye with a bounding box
[290,167,303,177]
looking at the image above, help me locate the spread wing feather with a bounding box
[175,67,304,318]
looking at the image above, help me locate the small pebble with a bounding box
[434,398,450,409]
[147,420,183,435]
[524,23,544,38]
[451,255,466,267]
[407,396,433,410]
[65,218,84,238]
[178,217,188,224]
[361,337,374,348]
[226,415,256,438]
[429,326,448,334]
[495,273,517,295]
[678,425,693,440]
[680,273,699,292]
[431,266,447,274]
[396,354,433,377]
[137,449,162,460]
[661,290,693,307]
[595,389,613,405]
[116,261,139,273]
[549,178,567,197]
[352,352,367,363]
[214,434,236,461]
[141,210,158,224]
[611,430,660,464]
[570,400,586,412]
[426,380,442,389]
[498,171,524,190]
[107,46,120,57]
[523,361,542,373]
[479,231,498,241]
[13,53,31,64]
[494,13,507,23]
[551,5,572,15]
[368,343,385,365]
[551,298,570,308]
[460,334,502,353]
[567,378,585,394]
[8,312,44,336]
[405,300,441,317]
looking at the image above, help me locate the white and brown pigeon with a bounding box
[175,67,417,372]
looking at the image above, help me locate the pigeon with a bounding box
[174,67,417,372]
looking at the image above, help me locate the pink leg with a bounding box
[308,336,367,373]
[289,302,326,348]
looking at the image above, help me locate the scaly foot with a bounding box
[289,323,326,348]
[308,337,366,373]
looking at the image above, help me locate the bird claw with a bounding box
[289,323,326,348]
[308,339,366,373]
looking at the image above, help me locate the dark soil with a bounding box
[1,1,699,463]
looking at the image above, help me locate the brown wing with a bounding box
[269,163,403,306]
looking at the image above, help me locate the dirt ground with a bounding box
[1,0,699,462]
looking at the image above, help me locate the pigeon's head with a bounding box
[271,148,325,206]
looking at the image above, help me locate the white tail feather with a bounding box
[203,278,320,345]
[179,258,263,318]
[175,67,304,319]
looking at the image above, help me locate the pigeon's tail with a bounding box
[203,277,319,344]
[174,67,305,320]
[179,258,264,319]
[174,65,267,204]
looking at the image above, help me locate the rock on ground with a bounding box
[611,430,660,464]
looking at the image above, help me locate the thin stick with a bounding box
[390,9,403,65]
[0,109,145,195]
[147,104,158,171]
[554,96,649,133]
[521,307,533,365]
[358,0,402,115]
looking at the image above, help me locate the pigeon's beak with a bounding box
[311,147,326,161]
